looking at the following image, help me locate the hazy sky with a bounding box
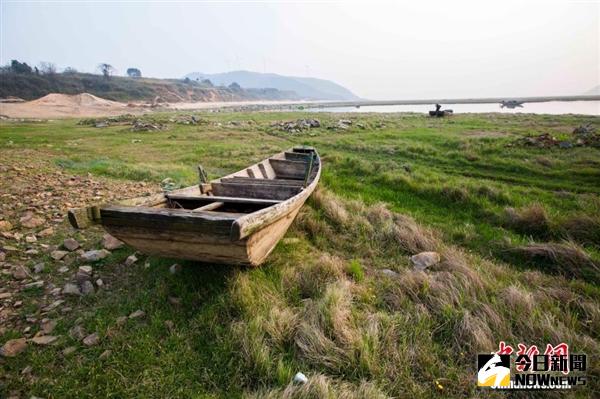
[1,1,598,99]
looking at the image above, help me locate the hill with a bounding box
[185,70,360,100]
[584,85,600,95]
[0,72,300,103]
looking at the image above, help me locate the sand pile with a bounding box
[0,93,138,119]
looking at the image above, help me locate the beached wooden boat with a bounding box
[68,147,320,266]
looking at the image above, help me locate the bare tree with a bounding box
[97,63,115,79]
[39,62,57,75]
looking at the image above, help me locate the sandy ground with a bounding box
[0,93,308,119]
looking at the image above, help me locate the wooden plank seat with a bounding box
[166,194,283,206]
[210,182,301,200]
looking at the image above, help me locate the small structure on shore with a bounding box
[429,103,453,117]
[500,100,524,109]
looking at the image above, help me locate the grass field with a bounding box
[1,111,599,398]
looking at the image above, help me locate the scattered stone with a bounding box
[271,118,320,133]
[102,234,124,250]
[14,300,23,307]
[76,265,93,282]
[12,265,29,280]
[38,227,54,237]
[129,309,145,319]
[62,346,77,356]
[80,249,110,262]
[69,325,86,340]
[0,338,27,357]
[125,254,138,266]
[410,251,441,271]
[62,283,81,296]
[168,296,181,306]
[20,213,45,229]
[21,365,33,375]
[116,316,127,326]
[169,263,181,274]
[23,281,44,289]
[63,238,80,251]
[380,269,399,277]
[0,251,5,262]
[293,372,308,384]
[30,335,58,345]
[81,280,95,296]
[0,220,13,232]
[43,299,64,311]
[33,263,45,273]
[50,250,69,261]
[99,349,112,360]
[82,332,100,346]
[25,235,37,243]
[58,266,69,273]
[96,278,104,287]
[0,292,13,299]
[40,319,57,334]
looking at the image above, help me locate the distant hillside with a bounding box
[584,85,600,96]
[0,72,300,103]
[185,70,360,101]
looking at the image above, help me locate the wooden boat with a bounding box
[68,147,320,266]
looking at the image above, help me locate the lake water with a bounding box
[307,101,599,116]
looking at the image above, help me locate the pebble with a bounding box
[30,335,59,345]
[293,372,308,384]
[99,349,112,359]
[21,365,33,375]
[169,264,181,274]
[38,227,54,237]
[102,234,124,250]
[63,238,80,251]
[33,263,45,273]
[410,251,441,271]
[50,250,69,261]
[20,214,45,229]
[25,235,37,243]
[96,278,104,287]
[129,309,145,319]
[380,269,399,277]
[0,338,27,357]
[0,251,5,262]
[168,296,181,306]
[58,266,69,273]
[116,316,128,326]
[12,265,29,280]
[80,249,110,262]
[125,254,138,266]
[82,332,100,346]
[23,281,44,289]
[63,283,81,296]
[40,319,57,334]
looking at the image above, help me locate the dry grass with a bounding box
[503,203,550,237]
[559,214,600,247]
[509,241,599,281]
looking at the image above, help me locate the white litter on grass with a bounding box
[293,372,308,384]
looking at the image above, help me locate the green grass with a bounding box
[1,111,599,398]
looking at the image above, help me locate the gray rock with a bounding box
[80,280,95,296]
[410,251,441,271]
[95,278,104,287]
[58,266,69,273]
[12,265,29,280]
[62,283,81,296]
[62,238,80,251]
[80,249,110,262]
[169,263,181,274]
[50,250,69,261]
[381,269,399,277]
[82,332,100,346]
[102,234,124,250]
[125,254,138,266]
[33,263,45,273]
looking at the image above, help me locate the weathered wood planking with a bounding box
[268,159,308,179]
[219,177,304,186]
[166,194,282,206]
[211,182,301,200]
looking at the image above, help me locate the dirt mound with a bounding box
[1,93,139,118]
[29,93,125,108]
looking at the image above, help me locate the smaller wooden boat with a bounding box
[68,147,320,266]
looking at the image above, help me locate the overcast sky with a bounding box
[1,1,598,99]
